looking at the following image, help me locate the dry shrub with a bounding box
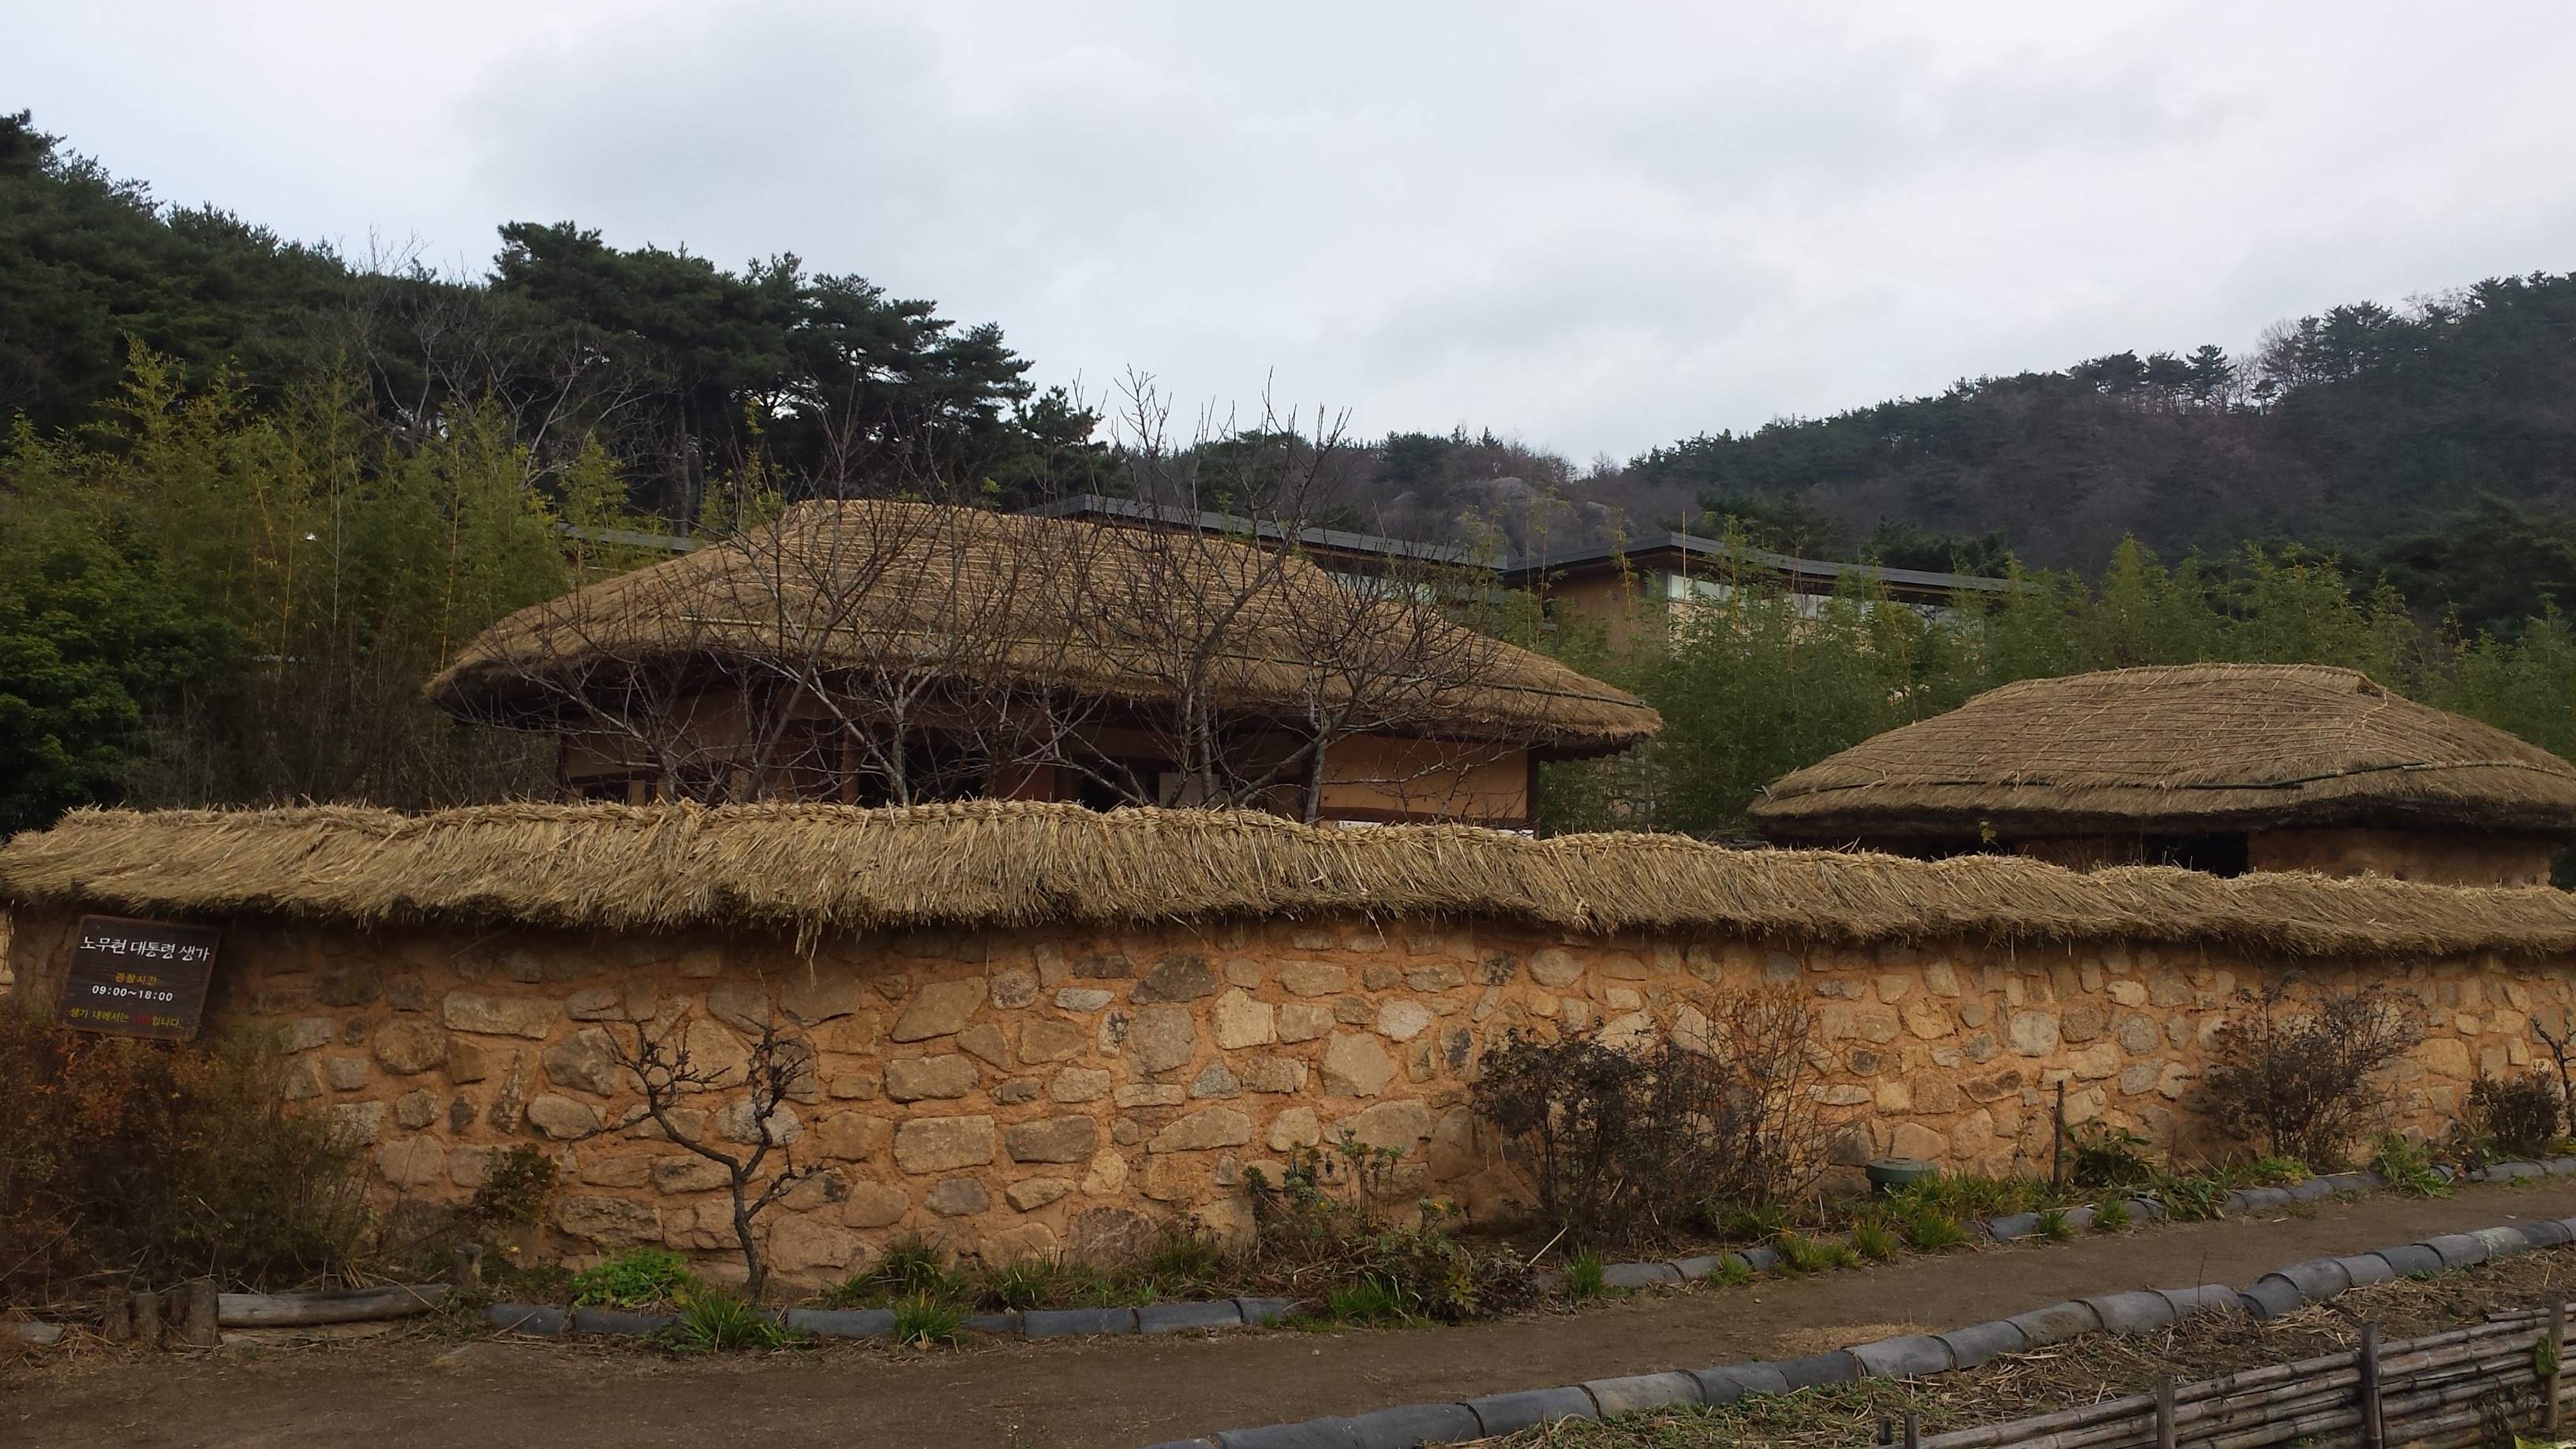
[1472,984,1822,1250]
[0,1006,371,1300]
[2460,1071,2564,1162]
[2200,983,2421,1169]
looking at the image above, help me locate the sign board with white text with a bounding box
[55,915,220,1040]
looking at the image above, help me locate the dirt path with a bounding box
[13,1178,2576,1449]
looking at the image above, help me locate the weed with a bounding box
[572,1248,697,1309]
[2245,1157,2311,1185]
[1712,1256,1755,1286]
[876,1237,964,1297]
[663,1286,797,1351]
[892,1294,966,1347]
[980,1256,1091,1311]
[1327,1276,1407,1323]
[2033,1208,2072,1242]
[2373,1133,2452,1197]
[1777,1230,1858,1273]
[1897,1206,1971,1252]
[2092,1198,2133,1232]
[2066,1123,2157,1191]
[2201,983,2419,1168]
[468,1145,559,1227]
[2464,1073,2564,1162]
[1566,1249,1611,1300]
[1850,1219,1900,1262]
[1715,1202,1794,1243]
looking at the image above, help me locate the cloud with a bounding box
[6,0,2574,457]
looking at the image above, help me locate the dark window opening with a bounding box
[2145,833,2248,877]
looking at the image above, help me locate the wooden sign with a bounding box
[56,915,220,1040]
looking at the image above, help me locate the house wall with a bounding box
[6,908,2567,1287]
[2247,828,2557,888]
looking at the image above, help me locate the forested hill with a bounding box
[1622,277,2576,612]
[0,110,1106,519]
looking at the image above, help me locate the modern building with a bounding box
[1749,663,2576,886]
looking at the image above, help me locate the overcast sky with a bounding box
[9,2,2574,460]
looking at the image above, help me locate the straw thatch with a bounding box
[1752,664,2576,840]
[7,799,2576,958]
[426,501,1658,754]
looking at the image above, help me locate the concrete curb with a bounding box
[485,1293,1300,1342]
[1144,1208,2576,1448]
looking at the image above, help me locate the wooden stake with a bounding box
[2359,1321,2383,1449]
[2156,1376,2177,1449]
[128,1289,160,1349]
[97,1292,131,1343]
[174,1279,219,1349]
[2050,1080,2068,1196]
[1904,1410,1921,1449]
[450,1242,486,1294]
[2548,1302,2565,1439]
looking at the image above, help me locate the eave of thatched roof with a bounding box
[425,501,1660,757]
[7,801,2575,958]
[1751,664,2576,840]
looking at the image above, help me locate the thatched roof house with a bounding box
[429,502,1658,827]
[1750,664,2576,886]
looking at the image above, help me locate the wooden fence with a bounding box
[1889,1304,2570,1449]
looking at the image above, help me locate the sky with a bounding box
[8,2,2575,462]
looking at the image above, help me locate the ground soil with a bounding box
[11,1178,2576,1449]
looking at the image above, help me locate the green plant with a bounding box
[2033,1208,2072,1242]
[1712,1256,1755,1286]
[979,1256,1094,1311]
[571,1248,697,1309]
[2066,1124,2157,1190]
[2147,1169,2231,1220]
[1896,1205,1971,1252]
[1850,1219,1899,1262]
[662,1286,796,1351]
[2245,1156,2311,1185]
[874,1237,964,1300]
[468,1145,559,1227]
[1714,1202,1794,1243]
[1327,1276,1408,1323]
[1777,1230,1858,1273]
[1243,1147,1533,1324]
[2201,984,2421,1169]
[1565,1250,1611,1301]
[892,1294,965,1348]
[2373,1133,2452,1197]
[2092,1198,2133,1232]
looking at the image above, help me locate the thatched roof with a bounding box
[427,501,1658,756]
[1752,664,2576,841]
[7,801,2576,958]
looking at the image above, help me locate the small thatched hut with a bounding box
[429,502,1657,829]
[1750,664,2576,886]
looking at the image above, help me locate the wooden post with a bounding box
[128,1290,161,1349]
[97,1293,131,1343]
[2360,1320,2383,1449]
[450,1242,485,1294]
[174,1279,219,1349]
[2155,1375,2176,1449]
[1878,1420,1893,1446]
[2050,1080,2068,1196]
[1903,1410,1920,1449]
[2548,1301,2566,1438]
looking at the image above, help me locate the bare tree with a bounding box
[600,1018,818,1301]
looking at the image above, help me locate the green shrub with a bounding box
[1711,1255,1754,1286]
[663,1286,796,1351]
[1243,1148,1532,1322]
[1327,1276,1408,1323]
[1713,1202,1793,1243]
[468,1146,559,1227]
[1564,1249,1611,1301]
[571,1249,697,1309]
[2245,1156,2311,1185]
[2067,1124,2157,1190]
[1850,1219,1899,1262]
[2033,1208,2072,1242]
[2373,1133,2451,1197]
[892,1294,965,1347]
[2092,1198,2132,1232]
[979,1256,1091,1311]
[1777,1230,1858,1273]
[1896,1205,1970,1252]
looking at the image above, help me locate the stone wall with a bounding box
[5,908,2571,1287]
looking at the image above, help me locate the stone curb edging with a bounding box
[480,1294,1301,1341]
[1145,1201,2576,1448]
[1539,1156,2574,1297]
